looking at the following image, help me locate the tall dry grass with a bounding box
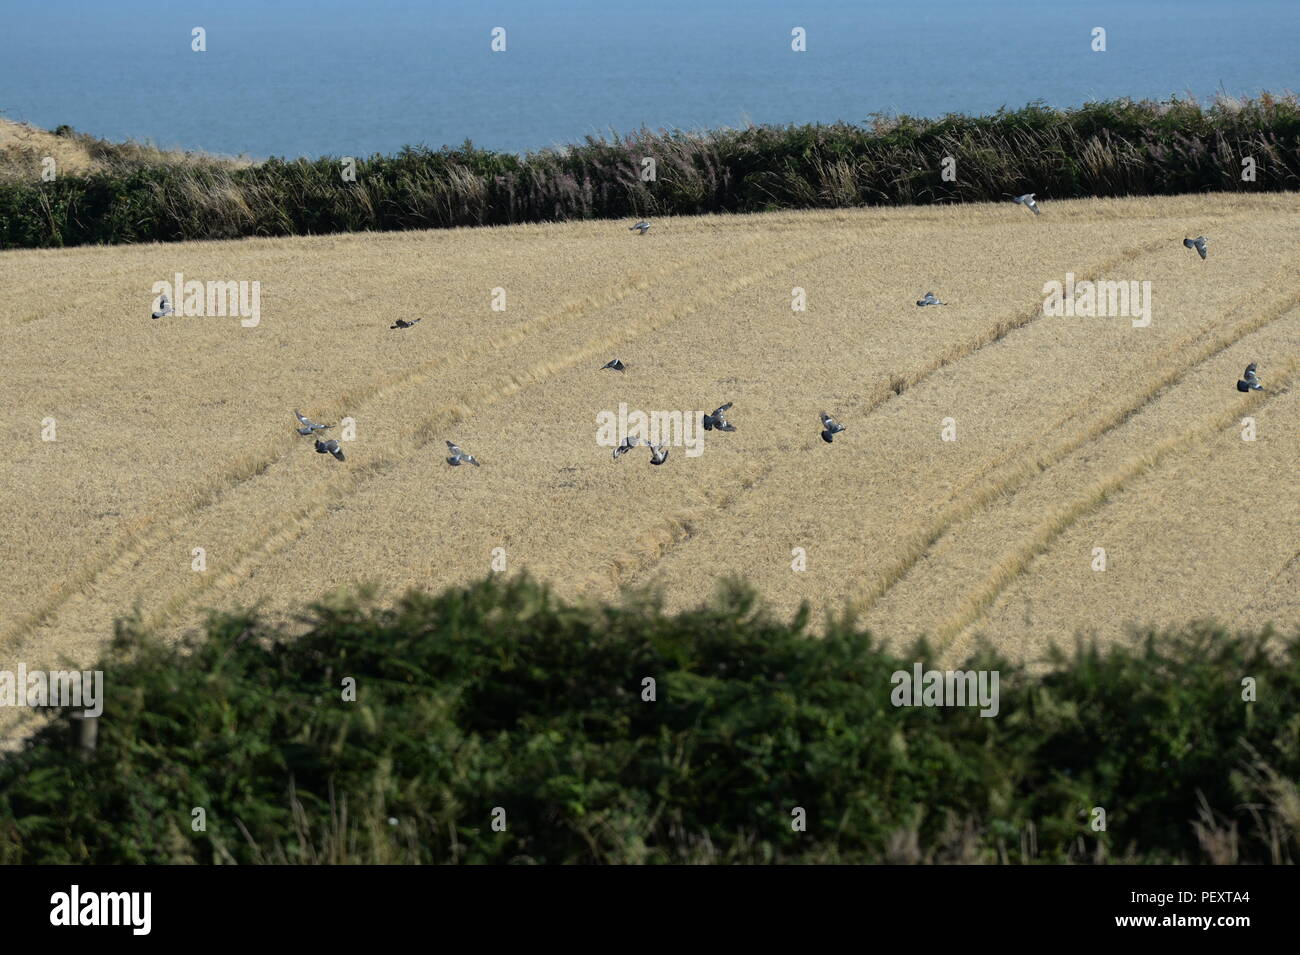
[2,94,1298,248]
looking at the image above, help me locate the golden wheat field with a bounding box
[2,192,1298,735]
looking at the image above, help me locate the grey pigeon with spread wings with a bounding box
[1012,193,1041,215]
[1183,235,1208,260]
[612,435,639,460]
[314,438,346,461]
[1237,362,1262,392]
[295,410,332,435]
[820,412,846,444]
[446,441,481,467]
[702,402,736,432]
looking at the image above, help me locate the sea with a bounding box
[2,0,1297,159]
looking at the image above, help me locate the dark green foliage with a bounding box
[2,95,1298,250]
[0,575,1295,864]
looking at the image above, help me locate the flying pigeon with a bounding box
[446,441,481,467]
[600,358,627,371]
[1183,236,1208,260]
[820,412,846,443]
[1012,193,1041,215]
[916,292,946,307]
[629,221,651,235]
[612,435,639,460]
[702,402,736,432]
[647,441,670,466]
[151,294,174,319]
[294,410,332,435]
[391,318,422,329]
[314,438,346,461]
[1237,362,1262,392]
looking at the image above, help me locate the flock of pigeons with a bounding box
[602,204,1257,461]
[149,197,1261,470]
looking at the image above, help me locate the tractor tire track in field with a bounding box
[599,231,1177,596]
[331,231,782,412]
[134,232,863,634]
[938,356,1300,664]
[1242,547,1300,622]
[1250,548,1300,598]
[849,275,1300,618]
[0,230,796,652]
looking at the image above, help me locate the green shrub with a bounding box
[0,575,1295,864]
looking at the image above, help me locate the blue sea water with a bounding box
[1,0,1297,159]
